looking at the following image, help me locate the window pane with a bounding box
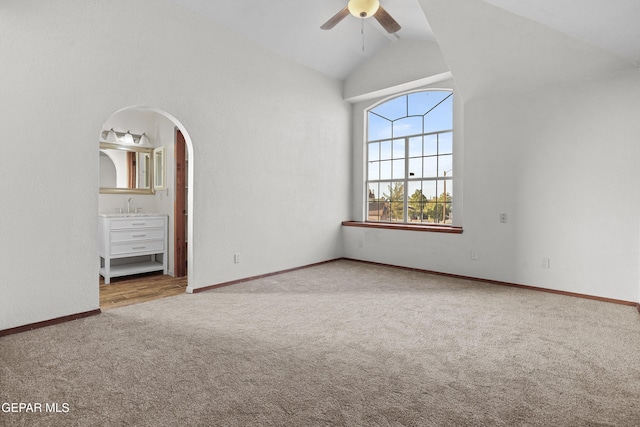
[380,140,392,160]
[408,158,422,178]
[392,139,405,159]
[380,160,392,180]
[384,181,404,222]
[436,180,452,223]
[383,181,404,200]
[424,134,437,156]
[439,155,452,177]
[368,182,381,200]
[368,161,379,180]
[437,179,452,200]
[445,180,453,201]
[424,157,437,177]
[409,91,451,116]
[388,202,404,222]
[422,180,437,200]
[439,132,452,155]
[368,142,380,161]
[424,201,437,223]
[368,183,383,221]
[430,201,447,224]
[371,95,407,121]
[392,159,405,180]
[444,202,452,224]
[407,181,422,199]
[393,116,422,138]
[408,181,427,222]
[424,94,453,133]
[368,113,392,140]
[409,136,422,157]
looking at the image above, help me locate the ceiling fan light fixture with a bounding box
[347,0,379,18]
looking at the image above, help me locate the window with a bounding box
[366,91,453,225]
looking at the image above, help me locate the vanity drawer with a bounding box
[109,218,165,230]
[110,228,165,243]
[110,240,164,256]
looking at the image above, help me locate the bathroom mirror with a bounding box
[99,142,154,194]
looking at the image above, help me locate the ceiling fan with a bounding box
[321,0,401,34]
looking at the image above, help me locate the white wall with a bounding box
[495,69,640,301]
[0,0,351,330]
[345,68,640,302]
[343,39,449,101]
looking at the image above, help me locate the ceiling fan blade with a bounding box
[373,6,401,33]
[320,6,350,30]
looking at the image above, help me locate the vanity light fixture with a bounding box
[138,133,150,145]
[123,131,135,145]
[100,129,151,145]
[104,128,119,143]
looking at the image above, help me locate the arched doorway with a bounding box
[98,106,195,308]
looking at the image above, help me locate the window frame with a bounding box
[365,90,454,226]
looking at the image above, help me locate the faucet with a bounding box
[127,197,133,214]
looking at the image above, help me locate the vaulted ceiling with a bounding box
[173,0,640,89]
[481,0,640,64]
[173,0,434,80]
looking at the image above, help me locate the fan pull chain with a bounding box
[361,19,365,52]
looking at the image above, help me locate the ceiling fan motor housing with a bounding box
[348,0,380,18]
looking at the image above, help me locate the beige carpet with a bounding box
[1,259,639,426]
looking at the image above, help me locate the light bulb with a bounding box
[347,0,380,18]
[139,133,150,145]
[123,131,134,144]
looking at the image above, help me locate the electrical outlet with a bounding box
[499,213,508,223]
[541,257,550,268]
[471,250,479,261]
[234,253,240,264]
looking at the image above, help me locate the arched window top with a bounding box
[369,90,452,122]
[368,90,453,142]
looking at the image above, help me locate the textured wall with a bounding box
[345,68,640,302]
[0,0,351,330]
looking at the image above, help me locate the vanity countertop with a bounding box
[99,213,165,218]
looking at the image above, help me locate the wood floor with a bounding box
[100,273,188,310]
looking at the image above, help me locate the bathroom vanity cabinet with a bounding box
[99,214,168,284]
